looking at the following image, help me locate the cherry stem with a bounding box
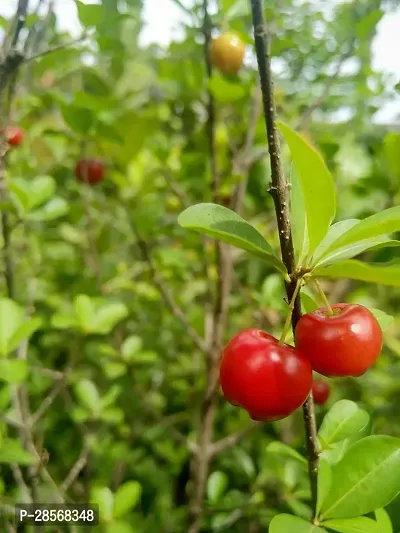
[314,279,334,316]
[279,278,303,345]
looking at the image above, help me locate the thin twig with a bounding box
[210,422,262,457]
[25,35,88,62]
[249,0,319,521]
[128,213,208,353]
[59,443,90,495]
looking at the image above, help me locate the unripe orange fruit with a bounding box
[210,33,245,76]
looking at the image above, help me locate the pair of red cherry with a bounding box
[220,303,383,421]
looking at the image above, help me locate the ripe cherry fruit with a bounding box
[219,329,312,421]
[210,33,246,76]
[6,126,24,147]
[312,379,330,405]
[75,158,105,185]
[295,303,383,378]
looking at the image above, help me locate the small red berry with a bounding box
[295,303,383,378]
[219,329,312,421]
[312,379,330,405]
[6,126,24,147]
[75,158,105,185]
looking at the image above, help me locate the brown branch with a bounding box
[187,2,235,531]
[59,442,90,495]
[209,422,262,457]
[249,0,319,521]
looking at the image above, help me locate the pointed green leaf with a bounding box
[74,295,96,333]
[327,206,400,251]
[320,436,400,519]
[322,517,380,533]
[0,298,24,356]
[27,176,56,210]
[317,458,332,516]
[207,471,228,503]
[113,481,142,518]
[318,400,370,448]
[278,122,336,254]
[301,288,320,313]
[269,514,327,532]
[312,220,359,265]
[290,167,309,263]
[178,203,287,275]
[92,303,128,334]
[74,379,100,413]
[374,508,392,533]
[314,236,400,268]
[369,308,394,330]
[7,318,42,353]
[314,260,400,287]
[266,442,308,466]
[208,76,246,103]
[0,360,28,384]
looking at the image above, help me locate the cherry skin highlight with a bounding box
[312,379,330,405]
[295,303,383,378]
[75,158,105,185]
[219,329,312,421]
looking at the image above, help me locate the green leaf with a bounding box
[322,517,380,533]
[374,508,393,533]
[314,236,400,268]
[317,458,332,516]
[92,303,128,334]
[76,1,104,26]
[301,288,320,313]
[266,441,308,466]
[27,197,69,221]
[61,104,94,134]
[290,167,309,263]
[74,295,96,334]
[0,439,35,465]
[318,400,370,448]
[208,76,246,103]
[312,220,359,265]
[7,318,42,354]
[207,471,228,503]
[320,436,400,519]
[74,379,100,413]
[113,481,142,518]
[384,132,400,179]
[0,298,25,356]
[314,260,400,287]
[225,0,248,19]
[91,486,114,523]
[369,308,394,330]
[178,203,287,275]
[278,122,336,254]
[121,335,143,361]
[0,360,28,384]
[269,514,327,532]
[326,206,400,251]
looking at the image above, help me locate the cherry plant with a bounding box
[178,0,400,531]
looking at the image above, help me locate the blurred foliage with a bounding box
[0,0,399,531]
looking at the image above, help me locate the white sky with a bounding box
[1,0,399,121]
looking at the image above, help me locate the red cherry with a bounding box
[295,304,383,378]
[6,126,24,147]
[75,158,105,185]
[219,329,312,421]
[312,379,330,405]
